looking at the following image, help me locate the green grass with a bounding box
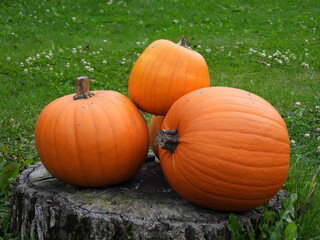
[0,0,319,239]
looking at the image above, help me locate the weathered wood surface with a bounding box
[10,153,286,240]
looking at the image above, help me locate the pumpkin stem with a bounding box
[73,76,95,100]
[177,37,187,48]
[156,129,179,153]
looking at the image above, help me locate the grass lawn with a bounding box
[0,0,319,239]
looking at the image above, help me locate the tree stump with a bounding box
[11,152,286,240]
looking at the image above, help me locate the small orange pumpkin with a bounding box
[148,115,165,158]
[35,77,149,187]
[128,37,210,115]
[157,87,290,211]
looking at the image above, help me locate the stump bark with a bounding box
[11,152,286,240]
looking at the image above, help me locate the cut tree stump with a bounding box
[11,152,286,240]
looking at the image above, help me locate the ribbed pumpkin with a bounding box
[148,115,165,158]
[35,77,149,187]
[128,37,210,115]
[157,87,290,211]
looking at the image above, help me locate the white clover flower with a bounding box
[59,49,64,53]
[102,60,107,64]
[290,140,296,144]
[305,53,309,57]
[88,67,94,72]
[36,54,41,58]
[305,39,309,43]
[304,133,310,138]
[72,48,77,54]
[24,69,28,73]
[317,146,320,153]
[45,55,51,59]
[20,63,24,67]
[260,53,266,57]
[103,39,108,43]
[278,59,283,64]
[77,45,82,49]
[6,57,11,61]
[266,63,271,67]
[84,66,90,70]
[49,67,53,71]
[205,49,211,53]
[295,101,301,107]
[65,63,70,68]
[301,62,309,68]
[268,55,273,60]
[72,17,76,21]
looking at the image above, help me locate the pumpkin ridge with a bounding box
[182,128,290,146]
[183,158,287,191]
[73,99,92,185]
[145,44,178,113]
[179,140,289,168]
[163,45,191,113]
[182,48,193,94]
[170,155,278,202]
[130,42,174,110]
[105,94,137,176]
[174,145,287,188]
[88,102,105,182]
[176,97,286,130]
[98,95,123,182]
[49,98,73,181]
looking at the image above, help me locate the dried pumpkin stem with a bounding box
[156,129,179,153]
[73,76,95,100]
[177,37,187,48]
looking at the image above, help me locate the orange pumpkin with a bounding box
[157,87,290,211]
[148,115,165,158]
[35,77,149,187]
[128,37,210,115]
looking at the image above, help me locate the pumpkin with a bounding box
[128,37,210,115]
[148,115,165,158]
[157,87,290,211]
[35,77,149,187]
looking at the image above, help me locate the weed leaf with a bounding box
[285,222,297,240]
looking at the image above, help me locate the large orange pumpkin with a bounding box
[35,77,149,187]
[157,87,290,211]
[128,37,210,115]
[148,115,165,158]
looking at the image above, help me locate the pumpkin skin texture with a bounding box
[148,115,165,158]
[128,38,210,115]
[157,87,290,211]
[35,78,149,187]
